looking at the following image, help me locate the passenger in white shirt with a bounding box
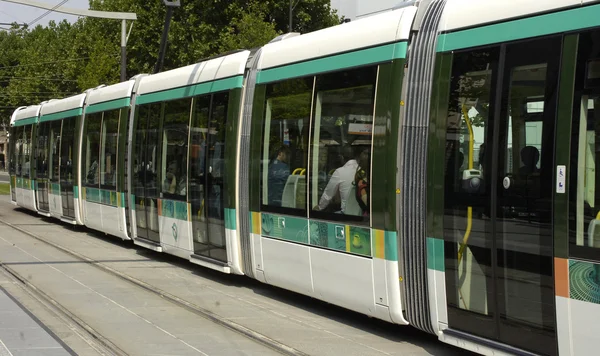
[315,146,359,214]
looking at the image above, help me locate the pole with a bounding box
[121,19,127,82]
[289,0,292,32]
[154,1,180,74]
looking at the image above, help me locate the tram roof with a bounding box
[136,50,250,99]
[440,0,597,33]
[10,105,41,127]
[256,6,416,72]
[39,93,87,118]
[85,79,137,109]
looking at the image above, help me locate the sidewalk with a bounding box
[0,286,74,356]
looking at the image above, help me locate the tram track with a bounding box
[0,217,310,356]
[0,262,127,356]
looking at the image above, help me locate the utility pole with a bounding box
[289,0,300,32]
[154,0,180,74]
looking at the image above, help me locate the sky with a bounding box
[0,0,90,29]
[0,0,394,30]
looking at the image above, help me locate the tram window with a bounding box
[161,98,191,199]
[36,122,49,179]
[309,66,377,224]
[21,125,32,178]
[569,30,600,261]
[14,127,22,176]
[100,110,119,189]
[49,120,61,182]
[9,127,16,175]
[261,77,313,214]
[84,113,102,186]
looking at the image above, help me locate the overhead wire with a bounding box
[27,0,70,27]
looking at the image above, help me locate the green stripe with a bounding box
[384,231,398,261]
[427,237,445,272]
[39,108,82,123]
[137,76,243,105]
[13,116,37,127]
[438,4,600,52]
[86,97,131,114]
[257,41,408,84]
[225,208,236,230]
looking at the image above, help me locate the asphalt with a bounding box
[0,195,469,356]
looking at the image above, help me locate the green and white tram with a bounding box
[8,0,600,354]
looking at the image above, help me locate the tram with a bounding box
[7,0,600,355]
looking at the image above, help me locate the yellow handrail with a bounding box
[458,105,474,263]
[292,168,303,175]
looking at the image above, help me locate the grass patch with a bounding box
[0,183,10,195]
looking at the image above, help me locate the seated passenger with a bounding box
[315,146,359,214]
[354,149,371,216]
[519,146,540,175]
[267,145,290,206]
[164,161,186,196]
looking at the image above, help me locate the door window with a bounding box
[569,30,600,262]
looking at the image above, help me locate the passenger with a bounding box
[315,146,359,214]
[164,161,186,195]
[267,145,290,206]
[354,149,371,216]
[519,146,540,175]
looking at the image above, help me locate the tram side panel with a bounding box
[245,54,409,323]
[80,107,131,240]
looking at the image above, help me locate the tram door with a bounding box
[190,94,228,263]
[133,104,161,244]
[60,119,76,219]
[443,36,560,355]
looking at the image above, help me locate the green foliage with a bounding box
[0,0,340,122]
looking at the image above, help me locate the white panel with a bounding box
[84,201,103,232]
[40,94,86,115]
[189,255,231,273]
[225,228,243,275]
[441,0,582,32]
[21,188,36,212]
[570,298,600,356]
[159,216,192,254]
[14,105,41,121]
[251,233,264,271]
[86,80,135,106]
[373,258,388,306]
[436,270,448,324]
[556,296,573,356]
[386,260,409,325]
[137,51,250,96]
[101,205,129,240]
[257,7,417,70]
[48,193,62,219]
[261,237,313,296]
[428,268,448,332]
[311,248,374,316]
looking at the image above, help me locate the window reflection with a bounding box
[101,110,120,189]
[161,99,190,199]
[261,77,313,213]
[310,67,376,223]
